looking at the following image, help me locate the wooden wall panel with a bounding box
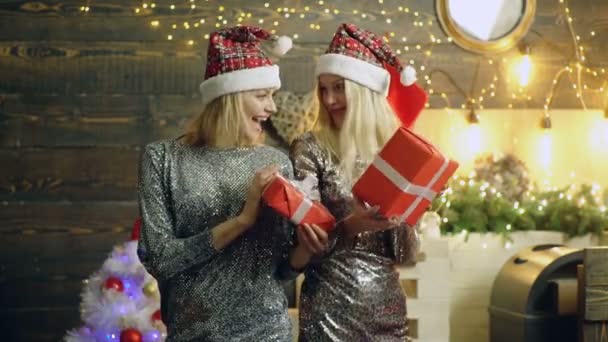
[1,0,607,340]
[1,308,81,341]
[0,147,139,201]
[0,39,602,109]
[0,94,195,147]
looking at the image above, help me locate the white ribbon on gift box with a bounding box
[370,154,450,223]
[275,174,320,224]
[291,197,313,224]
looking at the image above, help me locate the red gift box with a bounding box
[352,127,459,226]
[263,175,336,232]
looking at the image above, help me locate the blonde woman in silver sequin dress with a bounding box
[291,23,421,341]
[137,26,317,341]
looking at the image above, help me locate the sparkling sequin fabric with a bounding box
[290,132,418,342]
[137,139,295,341]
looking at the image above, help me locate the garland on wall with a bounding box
[432,153,608,237]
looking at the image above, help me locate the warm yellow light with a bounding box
[513,54,533,87]
[463,124,483,159]
[589,113,608,152]
[538,130,553,171]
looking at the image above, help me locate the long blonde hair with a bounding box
[314,78,399,185]
[183,92,263,147]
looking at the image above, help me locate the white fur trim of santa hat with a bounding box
[400,65,417,86]
[199,65,281,107]
[271,36,293,56]
[315,53,391,95]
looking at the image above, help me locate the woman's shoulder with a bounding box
[143,138,180,157]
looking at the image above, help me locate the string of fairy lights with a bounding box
[539,0,608,128]
[77,0,608,126]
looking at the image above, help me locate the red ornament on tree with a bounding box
[120,328,142,342]
[103,276,124,292]
[151,309,162,323]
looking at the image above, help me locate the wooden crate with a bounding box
[581,248,608,342]
[399,237,450,341]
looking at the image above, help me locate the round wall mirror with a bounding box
[436,0,536,54]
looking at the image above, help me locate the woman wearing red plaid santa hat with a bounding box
[289,23,425,341]
[137,26,307,341]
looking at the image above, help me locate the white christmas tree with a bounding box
[66,218,166,342]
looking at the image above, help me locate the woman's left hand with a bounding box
[289,223,329,271]
[297,223,329,255]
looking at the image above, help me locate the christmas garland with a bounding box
[432,154,608,238]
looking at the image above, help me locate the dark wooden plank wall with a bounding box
[0,0,607,340]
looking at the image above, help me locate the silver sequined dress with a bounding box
[137,139,295,341]
[290,133,418,342]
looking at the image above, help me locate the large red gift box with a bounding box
[263,175,336,232]
[352,127,459,226]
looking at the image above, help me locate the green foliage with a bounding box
[432,179,608,238]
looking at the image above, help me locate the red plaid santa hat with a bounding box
[316,23,427,128]
[199,26,293,106]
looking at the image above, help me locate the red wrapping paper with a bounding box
[353,127,459,226]
[263,176,336,232]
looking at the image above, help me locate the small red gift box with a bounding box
[352,127,459,226]
[263,176,336,232]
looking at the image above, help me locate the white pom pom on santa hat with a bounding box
[400,65,417,86]
[271,35,293,56]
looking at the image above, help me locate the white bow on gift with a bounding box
[288,174,321,201]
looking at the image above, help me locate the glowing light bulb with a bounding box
[514,52,533,87]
